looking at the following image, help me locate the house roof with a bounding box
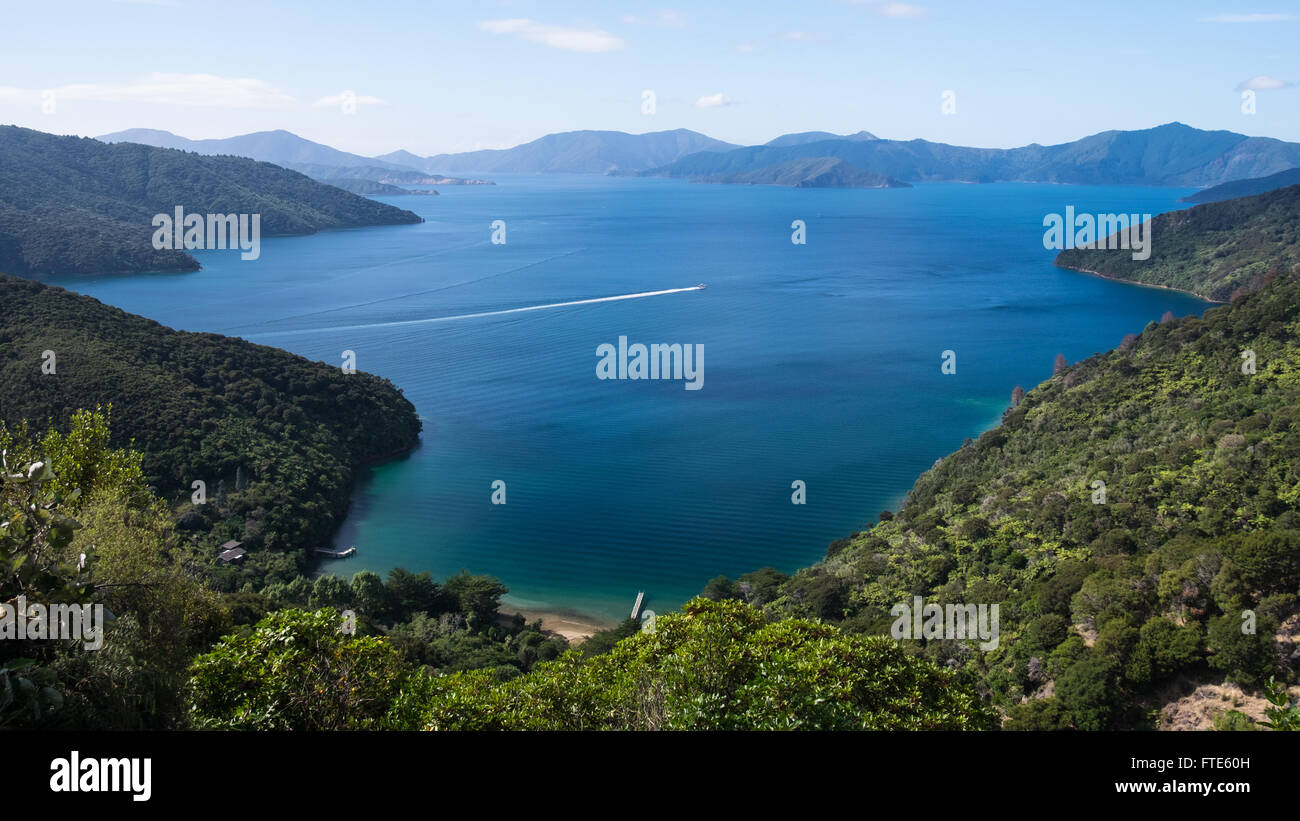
[217,547,247,562]
[219,540,243,551]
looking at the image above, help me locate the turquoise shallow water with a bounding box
[45,177,1209,621]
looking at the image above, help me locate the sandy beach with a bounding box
[500,607,615,643]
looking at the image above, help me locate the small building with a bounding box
[217,547,246,563]
[218,540,243,553]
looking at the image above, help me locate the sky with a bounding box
[1,0,1298,157]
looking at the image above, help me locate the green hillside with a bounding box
[1055,183,1300,301]
[718,269,1300,729]
[0,125,422,276]
[0,274,421,569]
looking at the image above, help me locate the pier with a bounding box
[313,546,356,559]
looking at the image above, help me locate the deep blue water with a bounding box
[45,177,1209,621]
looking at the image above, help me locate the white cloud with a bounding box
[1200,13,1299,22]
[312,91,389,108]
[655,9,687,28]
[1236,75,1296,91]
[476,19,625,52]
[10,73,296,108]
[695,92,733,109]
[621,9,686,28]
[876,2,926,17]
[842,0,928,17]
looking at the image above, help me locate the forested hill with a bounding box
[0,125,422,276]
[714,269,1300,729]
[1181,167,1300,204]
[1055,183,1300,302]
[0,274,421,560]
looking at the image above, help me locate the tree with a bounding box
[188,608,414,730]
[396,598,998,731]
[1010,385,1025,406]
[1125,618,1201,690]
[700,575,740,601]
[1053,353,1068,375]
[309,574,351,609]
[1161,310,1175,324]
[442,571,507,624]
[1206,613,1276,686]
[350,570,391,620]
[385,569,444,619]
[1056,654,1120,730]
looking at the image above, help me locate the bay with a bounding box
[44,176,1210,622]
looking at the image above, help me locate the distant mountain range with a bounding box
[0,125,420,276]
[376,128,739,174]
[764,130,878,147]
[698,157,908,189]
[1181,167,1300,204]
[642,123,1300,188]
[97,129,491,186]
[98,127,413,170]
[96,122,1300,190]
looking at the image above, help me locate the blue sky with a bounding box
[2,0,1298,156]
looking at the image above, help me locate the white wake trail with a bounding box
[247,285,704,340]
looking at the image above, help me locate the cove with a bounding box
[43,175,1210,622]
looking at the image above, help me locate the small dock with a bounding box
[631,591,646,621]
[314,546,356,559]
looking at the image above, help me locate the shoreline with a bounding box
[500,605,617,643]
[1054,262,1226,304]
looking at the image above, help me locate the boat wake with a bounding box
[247,285,705,339]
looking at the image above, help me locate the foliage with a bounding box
[759,272,1300,728]
[394,598,997,731]
[1,411,223,728]
[1057,183,1300,300]
[188,608,412,730]
[0,275,421,566]
[1260,676,1300,730]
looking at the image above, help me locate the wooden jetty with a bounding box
[314,545,356,559]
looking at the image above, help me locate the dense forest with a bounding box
[1055,182,1300,302]
[0,410,578,728]
[0,275,421,583]
[0,125,421,276]
[0,410,991,729]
